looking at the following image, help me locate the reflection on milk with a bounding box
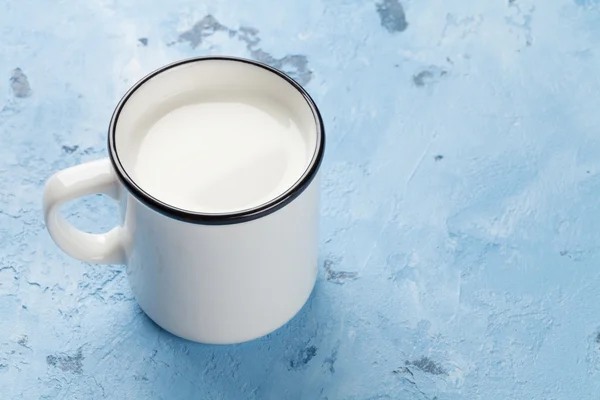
[186,146,289,211]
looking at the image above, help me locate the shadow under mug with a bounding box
[43,56,325,344]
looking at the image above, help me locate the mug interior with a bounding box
[111,57,322,220]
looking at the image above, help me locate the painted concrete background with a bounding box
[1,0,600,398]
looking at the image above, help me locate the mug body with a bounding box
[119,174,319,344]
[43,56,325,344]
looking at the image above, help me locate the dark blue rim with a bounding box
[108,56,325,225]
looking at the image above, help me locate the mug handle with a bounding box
[43,158,125,264]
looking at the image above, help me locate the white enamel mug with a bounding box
[43,56,325,344]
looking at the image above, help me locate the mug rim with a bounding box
[107,56,325,225]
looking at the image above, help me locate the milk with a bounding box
[129,91,310,213]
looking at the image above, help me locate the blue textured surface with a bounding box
[2,0,600,398]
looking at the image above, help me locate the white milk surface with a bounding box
[129,92,310,213]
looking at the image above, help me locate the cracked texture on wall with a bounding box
[178,15,313,86]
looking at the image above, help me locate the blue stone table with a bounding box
[1,0,600,398]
